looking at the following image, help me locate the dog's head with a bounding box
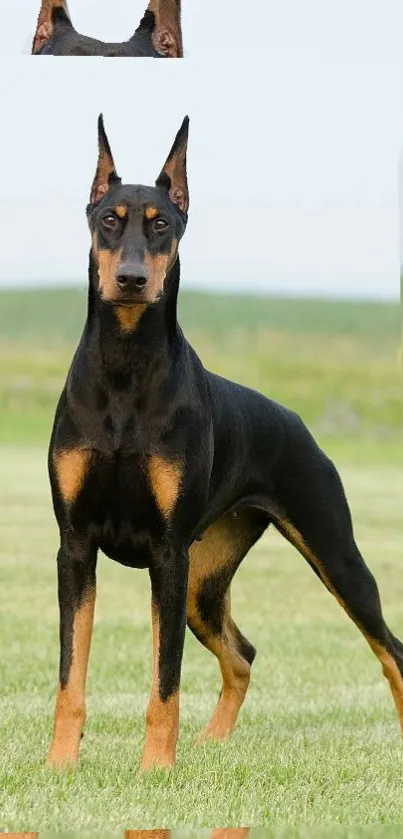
[32,0,183,57]
[86,115,189,308]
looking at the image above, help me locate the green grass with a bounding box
[1,447,403,829]
[28,832,403,839]
[1,288,403,829]
[0,288,401,446]
[15,832,403,839]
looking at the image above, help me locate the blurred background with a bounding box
[16,827,403,838]
[1,4,403,828]
[0,12,402,449]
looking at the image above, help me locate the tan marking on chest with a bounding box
[115,304,147,333]
[148,455,182,518]
[53,449,91,505]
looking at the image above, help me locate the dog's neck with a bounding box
[83,252,182,389]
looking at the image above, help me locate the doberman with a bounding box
[32,0,182,57]
[48,114,403,772]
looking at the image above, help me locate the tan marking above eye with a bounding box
[115,205,127,219]
[145,206,159,220]
[53,449,91,505]
[148,455,182,518]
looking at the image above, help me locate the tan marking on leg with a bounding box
[5,835,39,839]
[277,518,403,734]
[125,832,171,839]
[48,589,95,769]
[145,206,159,220]
[188,516,254,740]
[141,603,179,770]
[204,634,250,740]
[210,831,250,839]
[53,448,90,506]
[115,205,127,219]
[115,304,147,333]
[191,596,251,742]
[189,517,240,581]
[367,639,403,734]
[148,455,182,519]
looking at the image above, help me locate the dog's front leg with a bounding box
[141,546,189,771]
[48,533,97,769]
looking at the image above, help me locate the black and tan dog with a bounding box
[48,115,403,772]
[32,0,182,57]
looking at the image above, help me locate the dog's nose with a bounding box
[117,264,148,291]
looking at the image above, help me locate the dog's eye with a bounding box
[102,214,118,229]
[154,218,168,231]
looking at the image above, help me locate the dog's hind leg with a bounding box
[188,510,267,741]
[274,424,403,732]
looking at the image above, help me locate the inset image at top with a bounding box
[32,0,183,57]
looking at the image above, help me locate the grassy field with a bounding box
[0,288,401,450]
[6,832,403,839]
[10,831,403,839]
[0,288,403,831]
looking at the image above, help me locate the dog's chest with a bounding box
[60,447,182,568]
[86,384,169,455]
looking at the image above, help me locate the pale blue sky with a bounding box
[0,0,403,298]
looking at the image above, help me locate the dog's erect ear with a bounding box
[90,115,121,206]
[147,0,183,58]
[32,0,72,54]
[156,117,189,214]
